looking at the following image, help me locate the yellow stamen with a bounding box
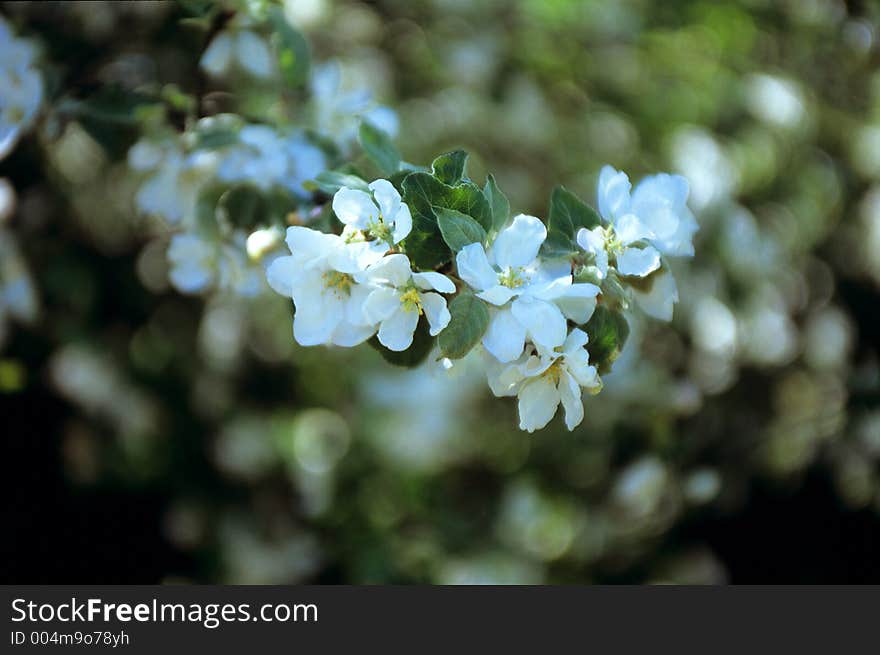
[323,271,354,297]
[498,267,526,289]
[399,287,423,314]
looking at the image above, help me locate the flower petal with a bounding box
[368,179,401,221]
[330,320,375,347]
[390,201,412,243]
[420,292,451,335]
[364,253,412,287]
[563,328,589,352]
[293,295,344,346]
[377,308,420,351]
[492,214,546,269]
[477,284,518,306]
[558,371,585,431]
[362,287,401,324]
[482,308,526,363]
[510,296,568,351]
[236,30,274,79]
[616,245,661,277]
[576,227,609,278]
[597,165,631,220]
[345,283,375,326]
[332,187,378,229]
[614,213,655,245]
[412,271,455,293]
[265,254,299,297]
[517,377,560,433]
[200,32,233,76]
[456,242,497,291]
[633,268,679,321]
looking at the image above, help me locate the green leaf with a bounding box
[401,172,493,268]
[369,318,434,368]
[358,121,401,176]
[439,293,490,360]
[194,184,226,237]
[437,207,487,252]
[218,185,268,231]
[483,174,510,234]
[544,186,601,255]
[269,8,311,88]
[431,150,469,185]
[310,170,371,195]
[585,305,630,373]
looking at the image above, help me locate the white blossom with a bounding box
[200,29,274,80]
[128,138,219,225]
[361,253,454,351]
[266,226,384,347]
[168,232,263,296]
[332,180,412,249]
[0,16,43,160]
[457,214,600,362]
[486,329,601,432]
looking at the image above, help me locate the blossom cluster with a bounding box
[265,164,698,433]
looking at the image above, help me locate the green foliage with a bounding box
[431,150,469,185]
[543,186,602,256]
[359,121,401,176]
[585,305,630,373]
[438,293,490,360]
[268,8,311,88]
[483,174,510,235]
[436,207,487,252]
[309,170,371,195]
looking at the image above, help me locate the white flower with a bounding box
[577,166,697,278]
[283,133,327,195]
[217,125,290,191]
[361,253,454,351]
[128,138,218,225]
[200,29,274,79]
[631,267,679,322]
[0,17,43,160]
[486,329,601,432]
[332,180,412,249]
[168,232,263,296]
[456,214,600,362]
[266,226,385,347]
[310,62,398,150]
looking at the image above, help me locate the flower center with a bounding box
[366,217,392,244]
[541,360,563,386]
[399,287,423,314]
[498,266,527,289]
[323,271,354,297]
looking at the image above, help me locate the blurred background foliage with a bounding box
[3,0,880,583]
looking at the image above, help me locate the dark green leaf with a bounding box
[431,150,468,185]
[544,186,601,256]
[268,8,311,88]
[194,184,226,237]
[585,305,630,373]
[218,185,268,231]
[439,293,490,360]
[369,318,434,367]
[437,207,487,252]
[358,121,401,176]
[483,174,510,234]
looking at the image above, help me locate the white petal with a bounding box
[236,30,274,79]
[633,268,679,321]
[378,308,420,351]
[420,292,451,335]
[266,255,299,297]
[597,165,631,220]
[456,242,497,291]
[614,213,655,245]
[477,284,518,306]
[565,352,599,389]
[412,271,455,293]
[200,32,233,76]
[492,214,546,269]
[293,296,344,346]
[527,270,572,301]
[330,320,375,347]
[390,201,412,243]
[576,227,608,278]
[363,287,401,324]
[365,253,412,287]
[616,245,661,277]
[332,187,378,229]
[127,140,164,171]
[564,328,589,352]
[510,296,568,351]
[345,283,375,326]
[368,179,401,220]
[558,371,584,431]
[285,226,336,260]
[169,262,212,293]
[517,377,560,433]
[482,308,526,363]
